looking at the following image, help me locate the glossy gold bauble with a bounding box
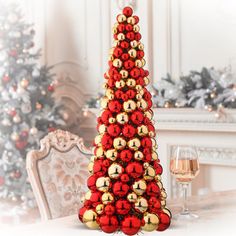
[88,162,94,174]
[143,165,156,181]
[113,40,120,47]
[133,179,147,195]
[143,162,149,169]
[113,137,126,150]
[85,190,92,200]
[144,77,150,85]
[115,80,126,89]
[112,27,117,34]
[161,200,166,207]
[95,204,104,215]
[94,135,102,145]
[136,94,142,100]
[100,97,109,109]
[128,49,137,58]
[145,110,153,119]
[135,84,142,91]
[138,89,145,96]
[102,83,108,89]
[120,69,129,79]
[20,78,29,88]
[142,213,159,231]
[128,138,141,151]
[135,59,143,68]
[151,138,157,148]
[163,208,172,218]
[98,124,107,134]
[106,149,118,161]
[123,100,136,112]
[130,40,138,48]
[137,99,148,110]
[109,47,115,55]
[95,146,105,157]
[109,117,116,124]
[113,58,122,68]
[82,210,99,229]
[135,197,148,213]
[108,163,123,179]
[149,131,155,137]
[127,192,138,203]
[90,155,97,162]
[138,43,144,50]
[96,176,110,192]
[157,181,163,189]
[155,175,161,181]
[116,112,129,124]
[127,16,136,25]
[126,78,136,87]
[134,151,144,160]
[117,33,125,41]
[133,25,140,32]
[108,55,114,61]
[137,125,148,136]
[161,190,167,199]
[102,192,114,204]
[113,22,119,28]
[117,14,127,23]
[151,151,158,160]
[141,58,146,66]
[106,89,114,97]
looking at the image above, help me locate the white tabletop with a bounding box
[2,190,236,236]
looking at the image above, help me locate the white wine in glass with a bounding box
[170,145,200,220]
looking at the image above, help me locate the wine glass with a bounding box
[170,145,200,220]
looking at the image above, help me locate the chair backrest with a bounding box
[26,129,92,220]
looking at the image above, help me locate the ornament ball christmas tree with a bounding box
[79,6,171,235]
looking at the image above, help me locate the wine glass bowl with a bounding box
[170,145,200,220]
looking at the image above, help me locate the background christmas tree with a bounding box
[0,3,65,207]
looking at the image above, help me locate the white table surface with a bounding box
[2,190,236,236]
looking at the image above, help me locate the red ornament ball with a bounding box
[121,93,129,101]
[108,100,122,113]
[126,89,136,99]
[78,206,87,222]
[121,53,129,61]
[124,60,135,70]
[125,24,133,32]
[130,68,140,78]
[120,173,130,183]
[116,199,131,215]
[15,140,27,150]
[47,85,54,92]
[113,181,129,197]
[133,16,139,24]
[2,75,11,83]
[131,111,144,125]
[108,78,115,87]
[123,6,133,17]
[120,149,133,162]
[121,216,141,235]
[122,124,136,138]
[93,160,107,176]
[115,89,124,99]
[101,110,113,124]
[107,124,121,137]
[141,137,152,148]
[101,134,113,150]
[137,50,144,59]
[146,182,160,197]
[87,175,97,191]
[113,47,123,58]
[126,162,143,178]
[99,215,119,233]
[154,162,163,175]
[120,41,129,49]
[103,159,111,167]
[90,191,102,203]
[104,204,115,216]
[135,33,142,41]
[126,32,135,41]
[113,73,121,81]
[117,23,125,32]
[157,212,171,231]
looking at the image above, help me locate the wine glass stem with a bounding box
[182,183,189,214]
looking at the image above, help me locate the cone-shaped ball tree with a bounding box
[79,6,171,235]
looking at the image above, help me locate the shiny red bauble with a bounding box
[133,15,139,24]
[101,110,113,124]
[107,78,115,87]
[113,73,121,81]
[117,23,125,32]
[154,162,163,175]
[149,197,161,213]
[87,175,97,191]
[123,6,133,17]
[15,141,27,150]
[147,100,153,109]
[113,47,123,58]
[126,162,143,178]
[136,77,145,86]
[108,100,122,113]
[120,173,130,183]
[121,216,141,235]
[137,50,144,59]
[131,111,144,125]
[120,41,129,49]
[157,212,171,231]
[121,53,129,61]
[116,199,131,215]
[115,89,124,99]
[101,134,113,150]
[78,206,87,222]
[122,124,136,138]
[126,89,136,99]
[126,32,135,41]
[93,160,107,176]
[113,181,129,197]
[107,124,121,137]
[125,24,133,32]
[141,137,152,148]
[130,68,140,78]
[100,215,119,233]
[121,93,129,101]
[146,182,160,197]
[104,204,115,216]
[124,60,135,70]
[135,32,142,41]
[120,149,133,162]
[90,191,102,203]
[109,67,118,77]
[103,159,111,167]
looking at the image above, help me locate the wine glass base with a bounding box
[173,212,199,221]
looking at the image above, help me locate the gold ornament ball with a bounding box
[96,177,110,192]
[85,190,92,200]
[109,117,116,124]
[142,213,159,231]
[20,78,29,88]
[102,83,108,89]
[94,135,102,145]
[135,84,142,91]
[137,99,148,111]
[106,149,118,161]
[116,112,129,124]
[117,33,125,41]
[138,43,144,50]
[120,69,129,79]
[108,55,114,61]
[133,179,147,195]
[127,192,138,203]
[135,59,143,68]
[126,78,136,87]
[157,181,163,189]
[88,162,94,174]
[96,204,104,215]
[161,190,167,199]
[138,89,144,96]
[145,110,153,119]
[149,131,155,137]
[144,77,150,85]
[128,49,137,58]
[134,151,144,160]
[90,155,97,162]
[106,89,114,97]
[141,58,146,66]
[163,208,172,218]
[13,115,21,123]
[82,209,99,229]
[135,197,148,213]
[143,162,150,169]
[102,192,114,205]
[112,27,117,34]
[113,58,123,68]
[109,47,115,55]
[123,100,136,112]
[143,165,156,181]
[130,40,138,48]
[113,40,120,47]
[115,80,126,89]
[128,138,141,151]
[117,14,127,23]
[113,137,126,150]
[95,146,105,157]
[161,200,166,207]
[127,16,136,25]
[98,124,107,134]
[136,94,142,100]
[151,151,158,161]
[100,97,109,109]
[151,138,157,148]
[108,163,123,179]
[11,132,19,141]
[137,125,148,136]
[133,25,140,32]
[155,175,161,181]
